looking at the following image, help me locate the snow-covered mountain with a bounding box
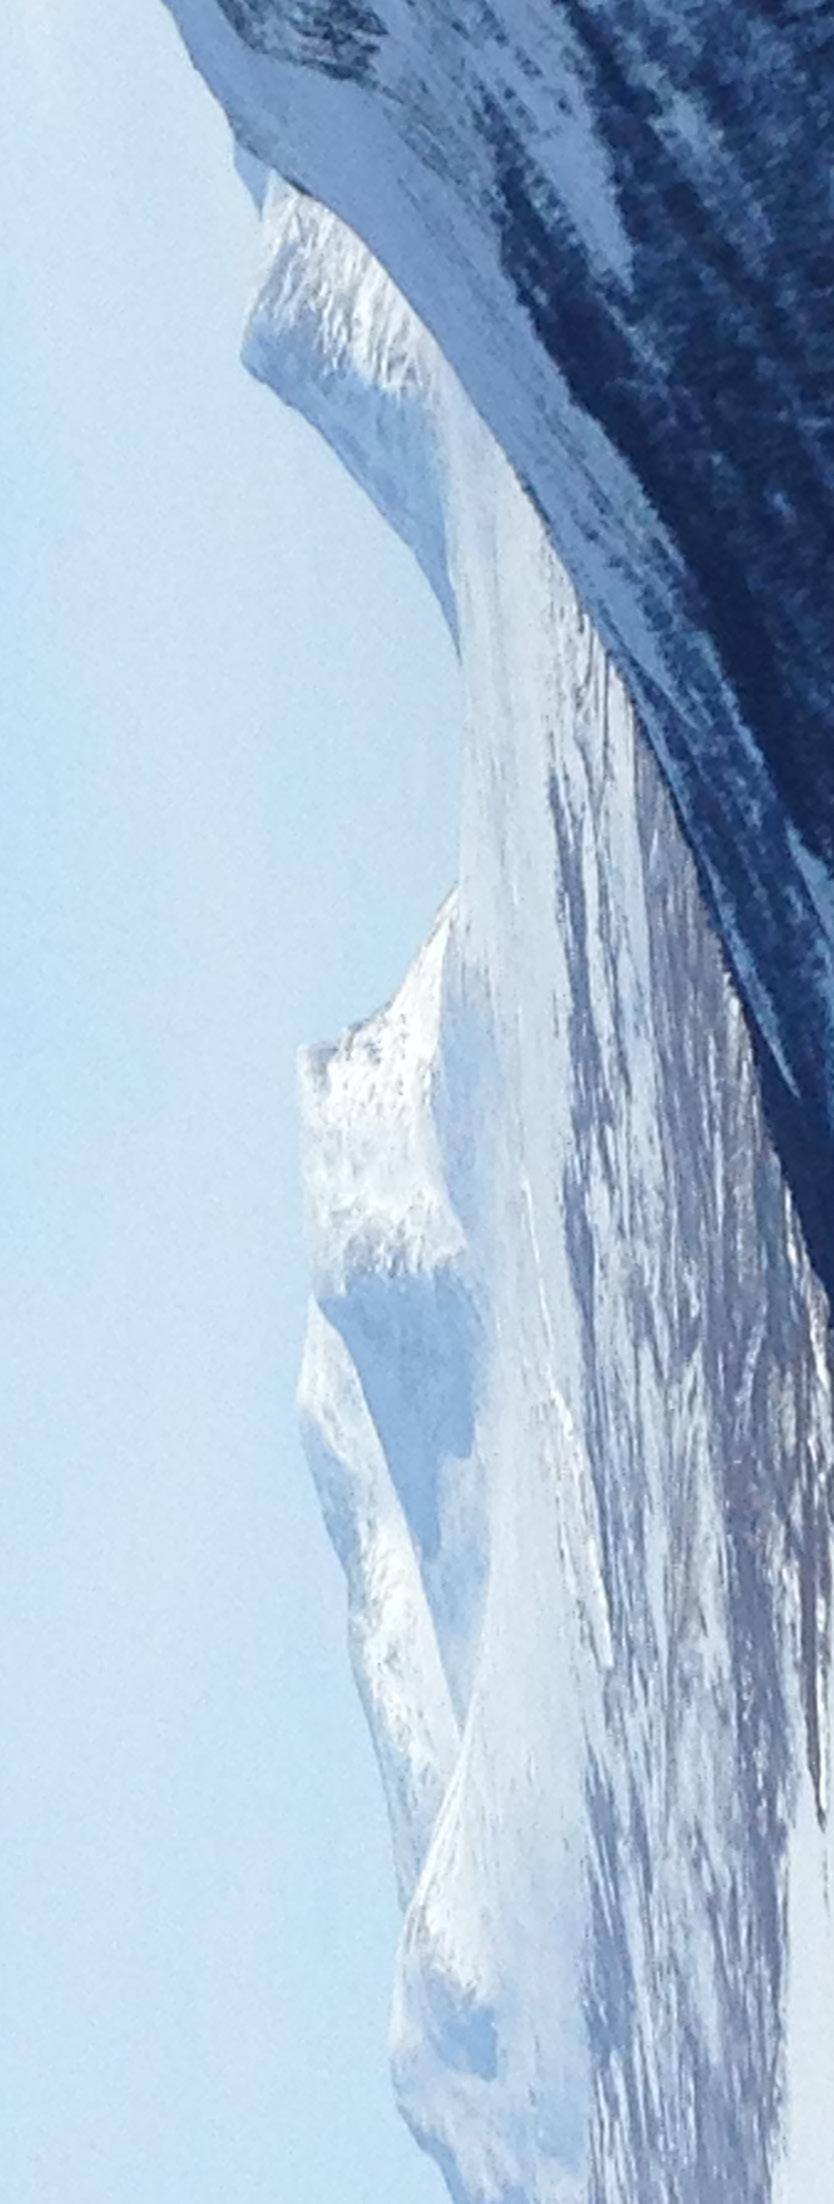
[165,0,834,1295]
[161,10,834,2200]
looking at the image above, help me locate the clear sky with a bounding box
[0,2,457,2197]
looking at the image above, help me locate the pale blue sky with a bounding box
[0,2,457,2197]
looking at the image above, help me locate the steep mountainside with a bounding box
[166,0,834,1294]
[289,231,832,2198]
[158,13,834,2201]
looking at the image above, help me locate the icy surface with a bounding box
[155,13,834,2198]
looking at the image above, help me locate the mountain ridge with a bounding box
[166,0,834,1294]
[155,17,834,2197]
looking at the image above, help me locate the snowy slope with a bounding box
[227,162,834,2200]
[152,15,834,2197]
[296,357,833,2200]
[164,0,834,1295]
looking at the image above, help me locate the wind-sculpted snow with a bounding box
[167,0,834,1293]
[154,15,834,2199]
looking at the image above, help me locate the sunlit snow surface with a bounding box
[159,5,834,2193]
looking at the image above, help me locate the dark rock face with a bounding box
[217,0,384,78]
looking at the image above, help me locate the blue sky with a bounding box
[0,2,456,2197]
